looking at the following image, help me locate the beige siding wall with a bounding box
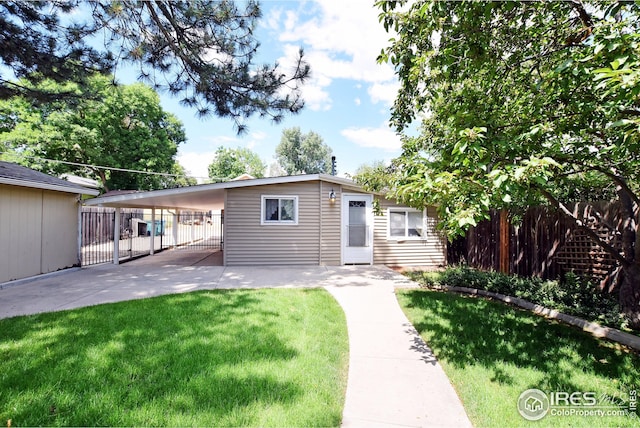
[0,184,79,283]
[319,182,341,265]
[41,192,79,273]
[224,181,323,265]
[222,180,445,267]
[373,198,446,268]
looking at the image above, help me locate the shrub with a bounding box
[407,265,629,332]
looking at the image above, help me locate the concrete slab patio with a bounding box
[0,250,472,427]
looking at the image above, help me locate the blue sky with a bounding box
[124,0,403,181]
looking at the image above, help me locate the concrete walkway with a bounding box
[0,250,472,427]
[327,280,472,428]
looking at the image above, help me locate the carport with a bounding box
[83,182,226,265]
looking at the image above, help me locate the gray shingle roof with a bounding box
[0,161,99,195]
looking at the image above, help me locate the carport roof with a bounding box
[83,174,365,211]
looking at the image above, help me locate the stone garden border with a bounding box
[429,285,640,353]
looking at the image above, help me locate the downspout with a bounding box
[319,180,323,265]
[40,190,44,275]
[77,197,82,267]
[223,189,227,266]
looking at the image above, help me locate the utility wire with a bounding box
[1,151,224,182]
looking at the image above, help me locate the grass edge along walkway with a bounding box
[0,288,349,427]
[396,289,640,428]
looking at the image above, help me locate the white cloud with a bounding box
[341,124,402,152]
[277,1,394,80]
[268,0,398,110]
[246,131,267,149]
[250,131,267,140]
[368,81,400,106]
[264,6,284,30]
[354,97,361,106]
[177,150,217,182]
[279,43,333,111]
[304,85,332,111]
[202,135,239,146]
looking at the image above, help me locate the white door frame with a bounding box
[341,193,374,265]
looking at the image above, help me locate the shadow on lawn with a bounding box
[400,290,640,393]
[0,290,312,426]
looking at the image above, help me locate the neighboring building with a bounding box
[84,174,446,268]
[0,161,99,283]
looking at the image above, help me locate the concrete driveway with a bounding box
[0,249,414,320]
[0,249,472,427]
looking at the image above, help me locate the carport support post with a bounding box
[150,207,155,255]
[113,207,120,265]
[172,210,179,248]
[191,215,195,244]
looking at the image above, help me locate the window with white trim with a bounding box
[388,208,425,238]
[261,195,298,225]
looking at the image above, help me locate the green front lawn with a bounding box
[397,289,640,428]
[0,289,349,427]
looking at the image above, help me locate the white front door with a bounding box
[342,194,373,264]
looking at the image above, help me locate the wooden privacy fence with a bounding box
[448,202,623,290]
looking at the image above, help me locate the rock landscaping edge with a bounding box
[429,284,640,352]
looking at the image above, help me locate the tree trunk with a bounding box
[96,169,109,193]
[620,263,640,330]
[615,184,640,330]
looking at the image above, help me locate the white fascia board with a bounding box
[317,174,360,187]
[83,182,228,206]
[221,174,363,190]
[221,174,324,189]
[84,176,311,206]
[83,174,366,207]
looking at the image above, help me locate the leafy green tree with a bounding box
[352,160,390,215]
[377,1,640,328]
[0,1,309,132]
[166,163,198,188]
[208,146,265,181]
[275,127,333,175]
[0,75,186,191]
[352,160,390,193]
[267,161,286,178]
